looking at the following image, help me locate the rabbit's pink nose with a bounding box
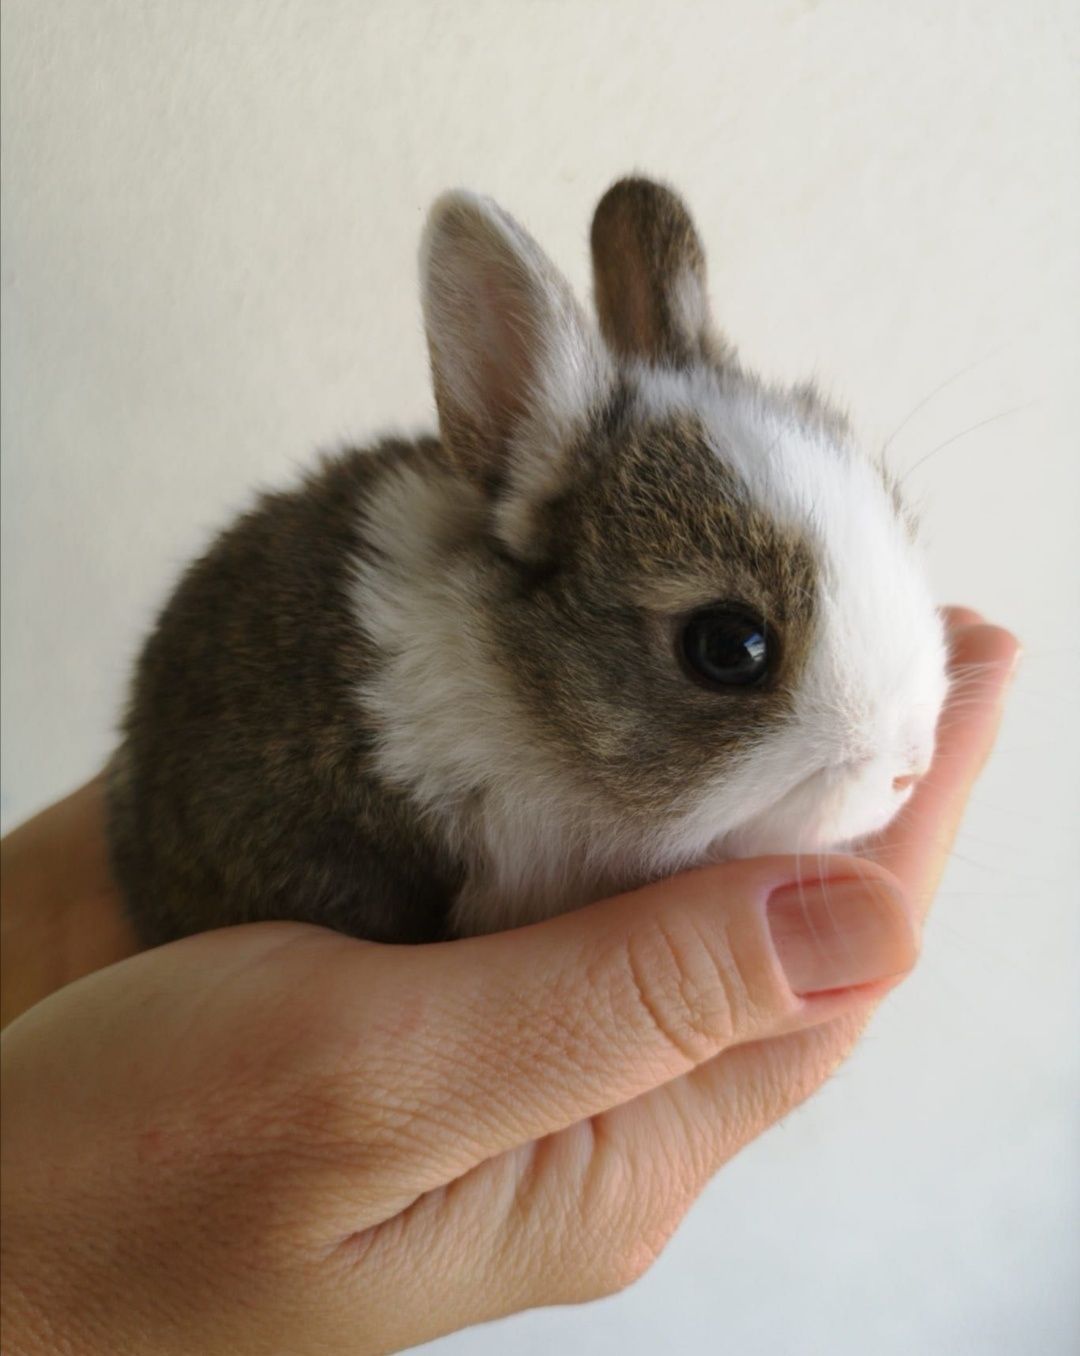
[892,772,920,793]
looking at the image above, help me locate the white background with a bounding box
[3,3,1078,1352]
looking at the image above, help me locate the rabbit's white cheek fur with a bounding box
[634,363,949,857]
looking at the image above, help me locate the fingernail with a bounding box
[767,878,916,996]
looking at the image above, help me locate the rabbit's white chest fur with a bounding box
[353,460,639,933]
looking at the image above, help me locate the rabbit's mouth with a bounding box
[719,757,912,861]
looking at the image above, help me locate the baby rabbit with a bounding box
[107,177,947,945]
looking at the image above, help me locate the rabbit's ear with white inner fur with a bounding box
[590,176,724,369]
[420,191,611,555]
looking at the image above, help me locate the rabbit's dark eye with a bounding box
[679,607,771,688]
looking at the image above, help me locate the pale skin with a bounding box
[0,612,1018,1356]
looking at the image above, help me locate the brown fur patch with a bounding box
[489,404,818,816]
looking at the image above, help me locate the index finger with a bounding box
[869,619,1019,917]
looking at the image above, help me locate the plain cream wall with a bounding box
[3,2,1078,1353]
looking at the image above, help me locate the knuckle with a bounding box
[567,1217,672,1303]
[562,1132,687,1303]
[512,1124,687,1310]
[508,1132,662,1308]
[622,912,744,1062]
[545,1229,660,1306]
[596,1235,663,1297]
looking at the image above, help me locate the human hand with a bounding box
[0,613,1018,1355]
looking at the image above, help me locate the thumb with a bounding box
[344,855,917,1188]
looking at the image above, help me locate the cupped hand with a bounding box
[0,614,1017,1356]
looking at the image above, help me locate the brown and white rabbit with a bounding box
[107,177,948,946]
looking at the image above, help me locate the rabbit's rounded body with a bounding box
[109,179,948,946]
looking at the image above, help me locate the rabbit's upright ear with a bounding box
[421,192,610,497]
[591,177,721,368]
